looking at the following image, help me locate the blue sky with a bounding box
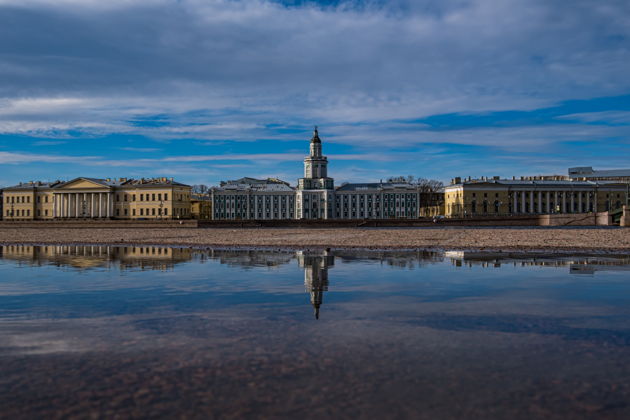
[1,0,629,187]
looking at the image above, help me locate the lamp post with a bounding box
[159,200,164,220]
[81,199,88,219]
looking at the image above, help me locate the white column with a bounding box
[537,191,542,213]
[513,193,518,214]
[578,191,583,213]
[570,192,575,213]
[53,194,57,218]
[90,193,94,218]
[554,192,558,212]
[530,191,534,213]
[586,192,591,213]
[546,192,550,213]
[98,193,102,218]
[107,193,111,218]
[593,192,598,213]
[521,191,526,213]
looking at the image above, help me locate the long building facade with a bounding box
[444,177,629,217]
[211,177,296,220]
[211,128,432,220]
[3,177,192,220]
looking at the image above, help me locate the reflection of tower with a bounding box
[297,250,334,319]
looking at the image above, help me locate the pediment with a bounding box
[56,178,111,190]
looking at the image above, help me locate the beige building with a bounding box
[444,177,629,217]
[191,194,212,220]
[2,177,192,220]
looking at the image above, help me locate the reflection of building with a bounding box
[297,250,334,319]
[0,245,192,271]
[445,251,630,274]
[209,249,294,268]
[2,177,192,220]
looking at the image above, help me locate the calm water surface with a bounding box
[1,245,630,419]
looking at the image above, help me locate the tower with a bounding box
[296,127,335,219]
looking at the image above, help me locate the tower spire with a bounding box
[311,126,321,143]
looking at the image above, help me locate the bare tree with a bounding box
[192,185,211,203]
[387,175,415,183]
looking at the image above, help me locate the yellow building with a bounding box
[191,194,212,220]
[444,177,629,217]
[2,177,192,220]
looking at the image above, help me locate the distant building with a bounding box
[2,177,192,220]
[191,193,212,220]
[444,177,628,217]
[210,128,440,220]
[568,167,630,182]
[211,177,296,220]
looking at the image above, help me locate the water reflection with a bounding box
[298,251,334,319]
[1,244,192,271]
[445,250,630,274]
[2,245,630,418]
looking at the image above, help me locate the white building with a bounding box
[211,128,427,220]
[211,177,296,220]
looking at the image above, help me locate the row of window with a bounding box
[5,192,193,205]
[116,193,176,202]
[6,209,30,217]
[6,196,31,204]
[215,195,294,202]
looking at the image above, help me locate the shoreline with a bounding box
[1,226,629,254]
[3,241,630,257]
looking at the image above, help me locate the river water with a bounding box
[1,245,630,419]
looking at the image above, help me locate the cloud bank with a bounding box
[0,0,629,183]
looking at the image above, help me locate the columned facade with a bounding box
[53,191,113,218]
[444,179,629,217]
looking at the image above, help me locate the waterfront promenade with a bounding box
[0,226,629,251]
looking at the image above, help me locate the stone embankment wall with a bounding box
[0,213,621,228]
[621,206,630,227]
[0,220,198,228]
[538,213,612,227]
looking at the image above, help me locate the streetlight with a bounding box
[159,200,164,220]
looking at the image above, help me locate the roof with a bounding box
[568,167,630,178]
[310,127,321,144]
[214,183,295,192]
[2,181,62,190]
[336,182,419,192]
[216,177,294,191]
[446,179,628,188]
[3,177,190,191]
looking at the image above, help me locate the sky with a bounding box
[0,0,629,187]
